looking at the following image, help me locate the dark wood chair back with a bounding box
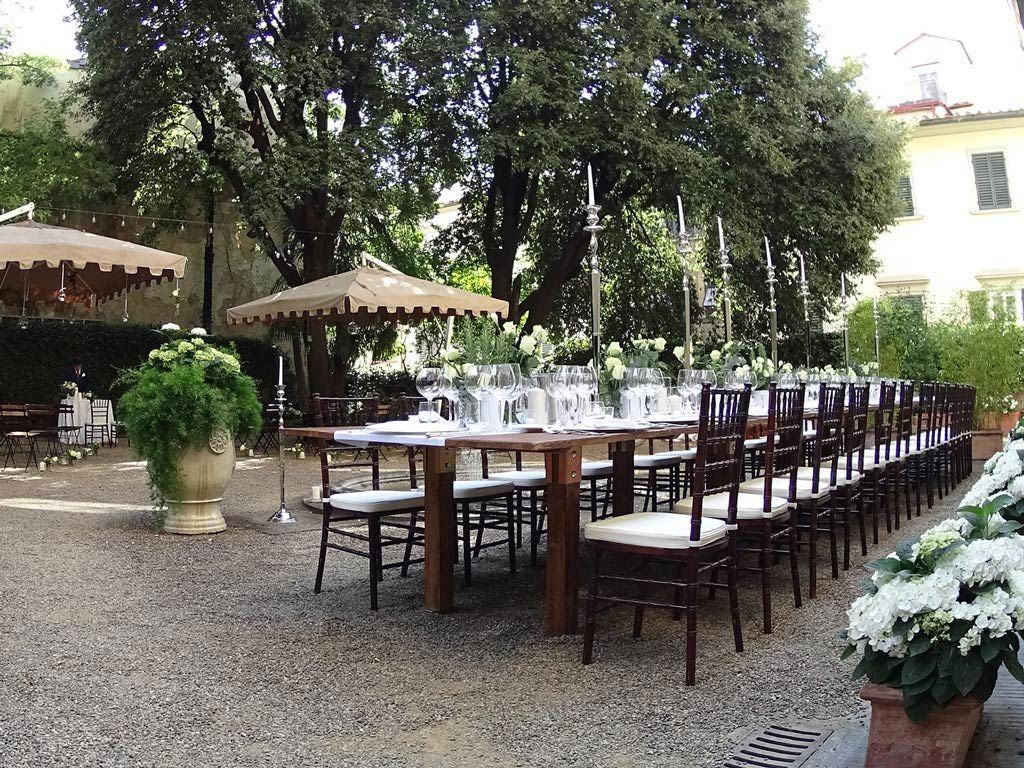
[872,381,897,464]
[689,383,751,538]
[841,384,870,478]
[312,396,379,427]
[808,383,846,493]
[915,382,936,451]
[893,381,915,458]
[761,383,806,504]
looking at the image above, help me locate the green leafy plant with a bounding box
[116,332,262,518]
[841,496,1024,722]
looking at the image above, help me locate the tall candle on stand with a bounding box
[717,216,725,252]
[765,235,778,367]
[587,163,596,207]
[278,355,284,387]
[676,195,686,234]
[799,252,806,283]
[764,236,773,269]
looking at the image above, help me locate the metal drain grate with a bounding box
[721,724,833,768]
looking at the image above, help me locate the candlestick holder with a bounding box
[766,263,779,368]
[584,202,604,376]
[268,380,297,524]
[799,274,811,368]
[872,300,881,368]
[674,224,695,368]
[718,244,733,343]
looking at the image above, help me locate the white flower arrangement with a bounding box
[160,322,181,332]
[61,381,78,395]
[190,327,208,337]
[841,492,1024,722]
[961,426,1024,510]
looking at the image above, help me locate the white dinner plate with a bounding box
[578,418,651,432]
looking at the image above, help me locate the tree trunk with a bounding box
[202,194,215,331]
[519,230,590,328]
[301,232,334,396]
[290,329,310,413]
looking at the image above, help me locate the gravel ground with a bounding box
[0,448,970,768]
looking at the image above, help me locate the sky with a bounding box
[4,0,1024,109]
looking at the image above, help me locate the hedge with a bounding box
[0,318,282,404]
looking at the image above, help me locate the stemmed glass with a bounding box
[725,368,757,390]
[624,367,644,420]
[493,363,521,430]
[543,371,564,426]
[416,367,442,421]
[575,366,598,422]
[805,371,822,407]
[777,371,799,389]
[438,369,461,424]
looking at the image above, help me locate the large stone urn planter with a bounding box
[972,428,1004,461]
[163,431,236,535]
[860,683,983,768]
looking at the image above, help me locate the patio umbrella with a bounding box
[0,220,187,305]
[225,265,508,326]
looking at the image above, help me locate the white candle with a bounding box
[799,252,806,283]
[841,273,847,298]
[764,236,773,269]
[873,296,878,313]
[717,216,725,252]
[587,163,595,206]
[676,195,686,234]
[278,355,284,387]
[527,387,547,424]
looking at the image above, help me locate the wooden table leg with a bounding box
[544,446,583,636]
[611,439,636,517]
[423,446,456,613]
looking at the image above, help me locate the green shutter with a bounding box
[972,152,1012,210]
[897,176,915,216]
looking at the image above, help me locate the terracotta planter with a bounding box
[972,429,1004,461]
[860,683,983,768]
[163,430,235,535]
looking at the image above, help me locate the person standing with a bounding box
[65,355,89,389]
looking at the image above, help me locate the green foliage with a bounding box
[0,106,114,212]
[0,319,284,403]
[936,317,1024,427]
[116,335,262,511]
[848,297,941,381]
[0,26,62,86]
[434,0,905,344]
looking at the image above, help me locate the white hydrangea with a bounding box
[189,327,208,337]
[942,537,1024,588]
[160,322,181,332]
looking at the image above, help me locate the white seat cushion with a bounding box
[744,436,768,449]
[584,512,728,549]
[329,489,424,514]
[488,469,547,488]
[796,466,862,487]
[454,479,515,500]
[582,460,614,478]
[634,452,684,469]
[674,491,790,520]
[739,475,827,501]
[837,455,889,470]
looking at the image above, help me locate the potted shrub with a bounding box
[117,329,262,534]
[840,495,1024,768]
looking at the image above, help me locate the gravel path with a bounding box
[0,449,969,767]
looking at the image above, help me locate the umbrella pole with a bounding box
[585,202,604,375]
[269,357,297,524]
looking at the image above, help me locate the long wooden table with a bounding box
[284,420,766,636]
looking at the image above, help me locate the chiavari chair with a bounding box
[582,383,749,685]
[828,384,869,569]
[795,382,844,597]
[733,383,806,632]
[888,381,915,522]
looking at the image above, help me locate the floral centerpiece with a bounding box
[61,381,78,396]
[440,318,553,378]
[117,328,262,532]
[597,337,666,400]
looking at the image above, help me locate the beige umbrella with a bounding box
[226,265,508,325]
[0,220,187,304]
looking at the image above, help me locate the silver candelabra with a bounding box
[766,262,779,369]
[584,202,604,376]
[268,379,297,524]
[675,224,694,369]
[799,270,811,368]
[718,243,733,343]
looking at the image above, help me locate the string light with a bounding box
[37,206,340,239]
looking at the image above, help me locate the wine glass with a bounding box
[777,371,799,389]
[493,363,520,430]
[416,367,442,403]
[725,368,756,390]
[805,371,821,406]
[623,367,644,419]
[575,366,598,422]
[476,364,497,426]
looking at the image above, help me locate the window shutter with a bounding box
[897,176,915,216]
[972,152,1012,210]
